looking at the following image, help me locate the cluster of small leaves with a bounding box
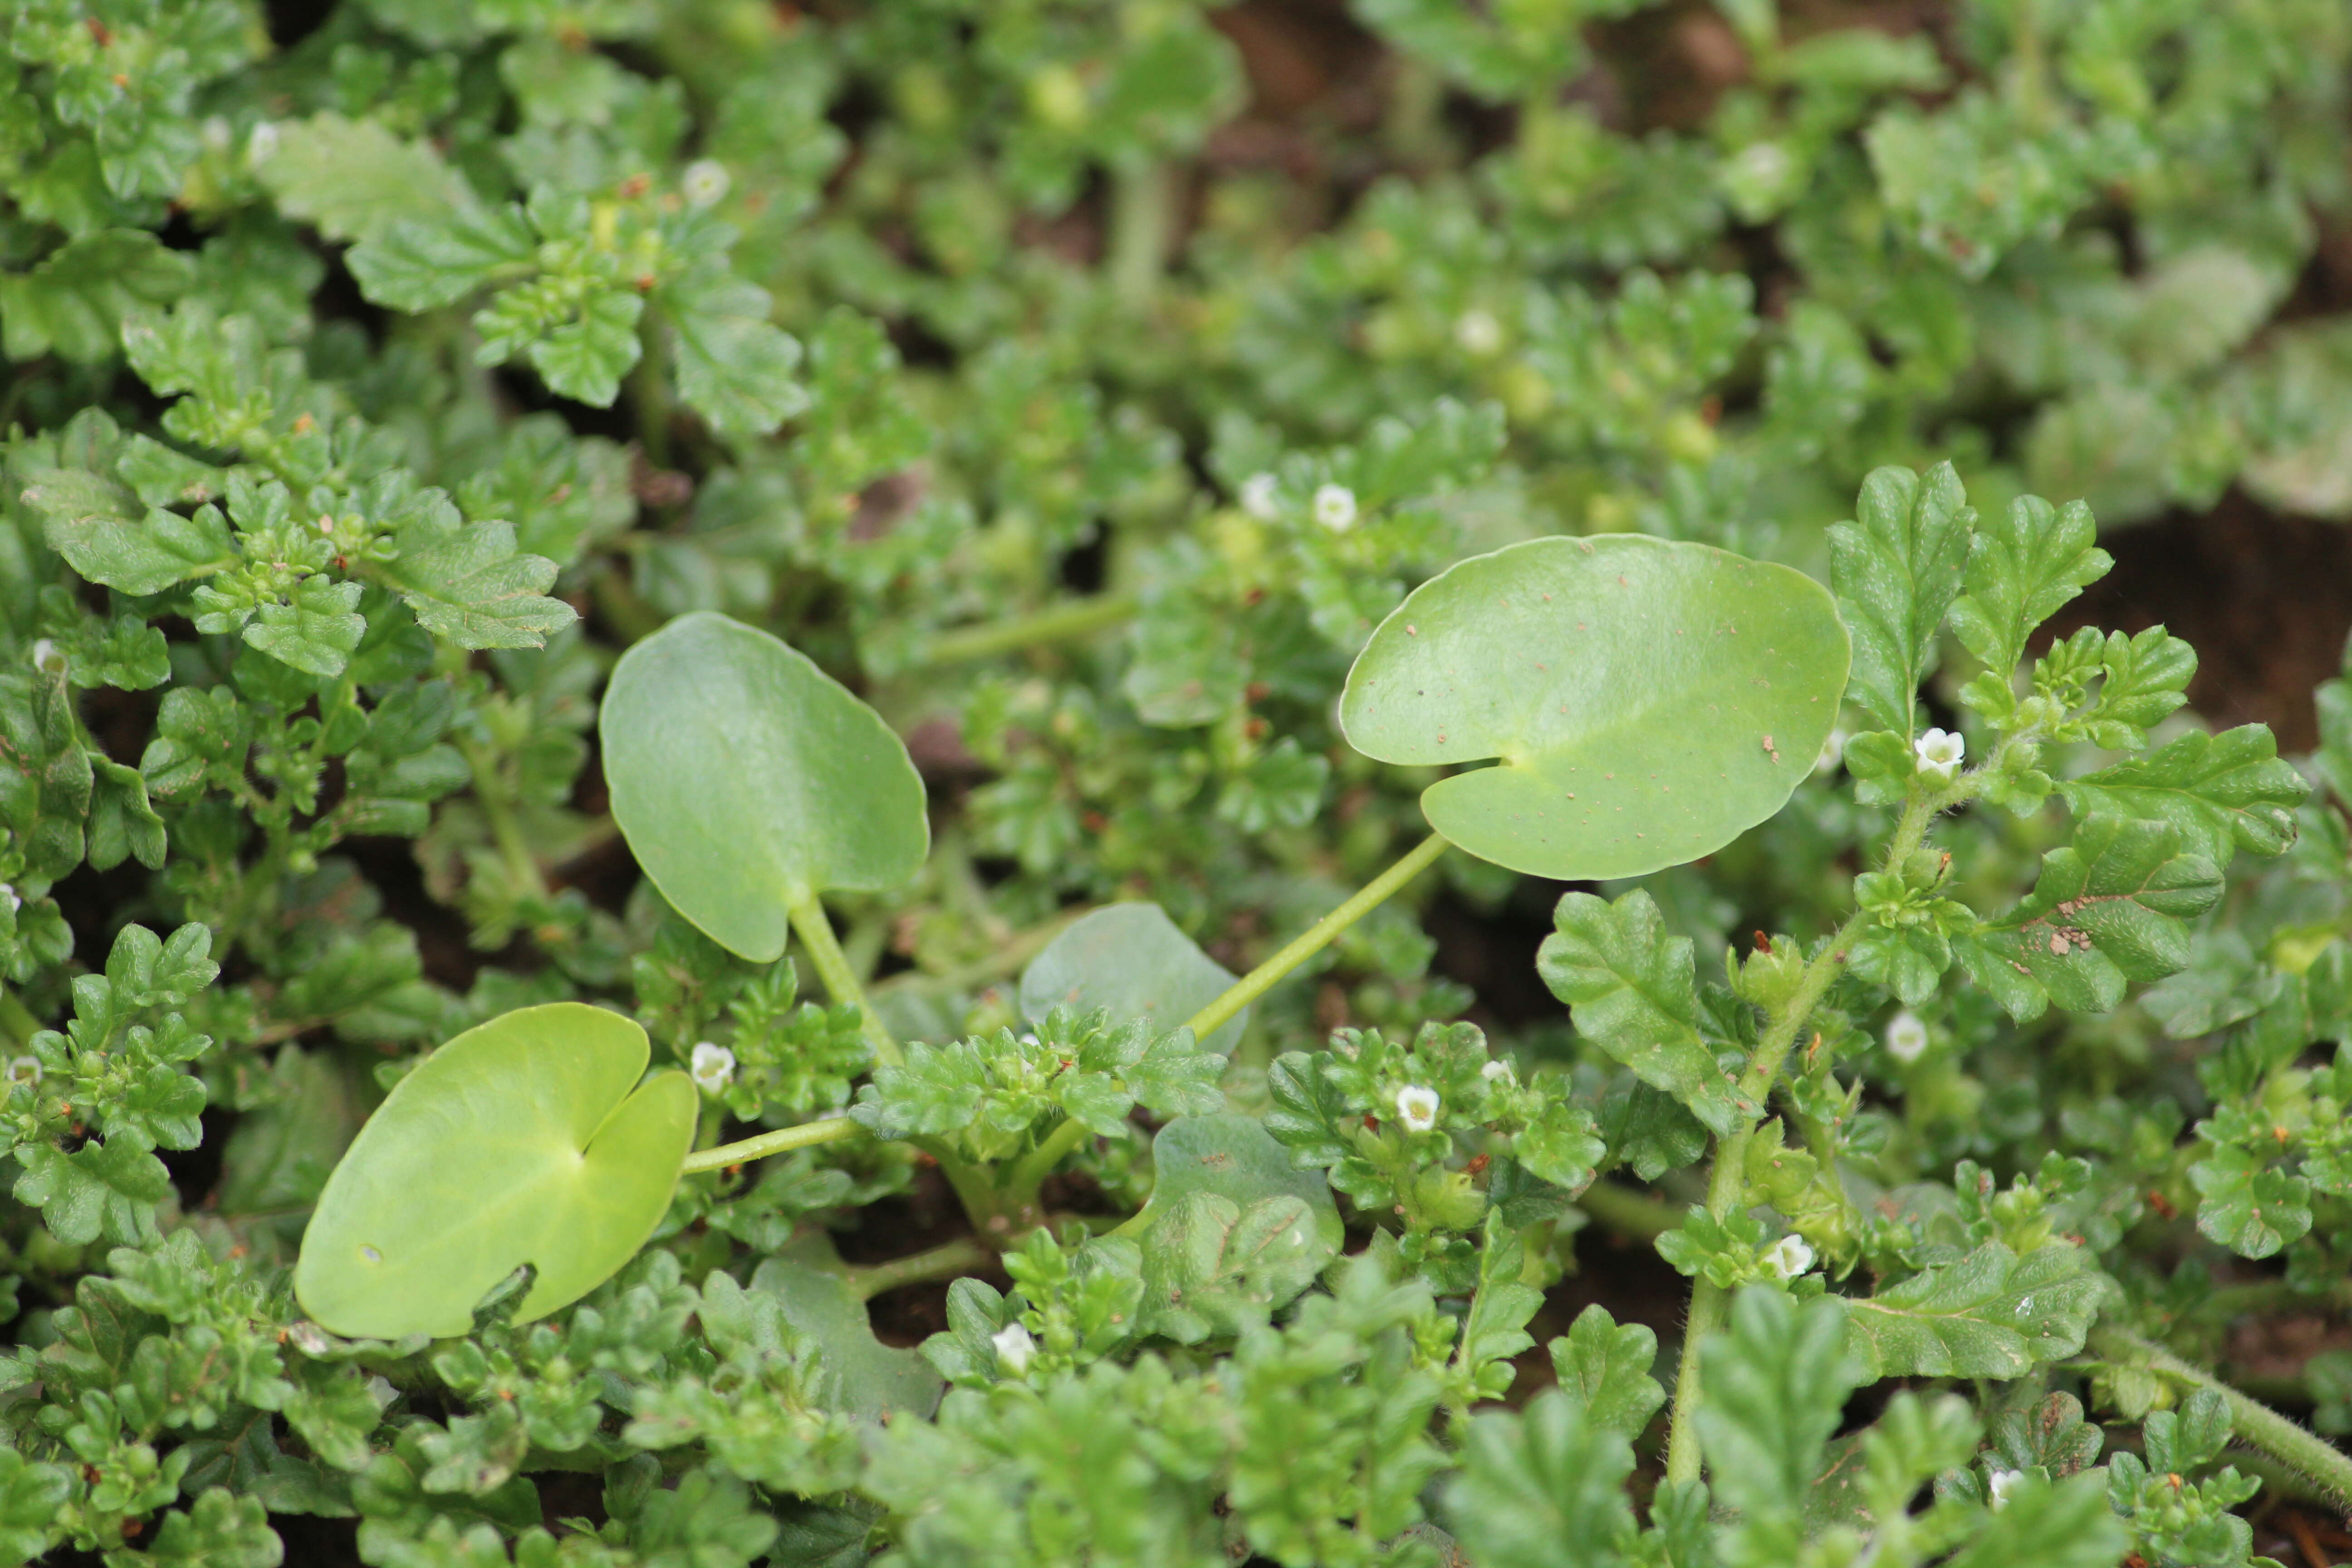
[851,1006,1223,1164]
[1267,1020,1602,1290]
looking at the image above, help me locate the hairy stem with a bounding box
[632,312,673,470]
[1576,1179,1681,1242]
[459,736,548,901]
[1107,159,1177,308]
[2088,1323,2352,1509]
[914,591,1138,667]
[847,1235,995,1301]
[1002,1115,1096,1209]
[680,1115,859,1175]
[1663,786,1948,1488]
[1182,832,1451,1045]
[786,887,901,1068]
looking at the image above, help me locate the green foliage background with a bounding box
[4,0,2352,1563]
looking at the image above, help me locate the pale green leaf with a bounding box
[1339,534,1848,880]
[603,612,929,963]
[293,1002,696,1338]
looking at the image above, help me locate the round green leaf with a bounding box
[1018,902,1249,1055]
[746,1238,944,1421]
[294,1003,696,1339]
[1122,1114,1341,1340]
[1339,534,1849,880]
[603,611,928,963]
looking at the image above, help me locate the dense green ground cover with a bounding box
[6,0,2352,1563]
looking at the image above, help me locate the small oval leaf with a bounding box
[1018,902,1249,1055]
[1340,535,1849,879]
[603,611,929,962]
[294,1003,696,1339]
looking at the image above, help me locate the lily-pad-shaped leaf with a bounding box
[1018,902,1249,1055]
[1123,1114,1342,1342]
[294,1003,695,1339]
[748,1236,944,1422]
[603,611,928,963]
[1339,535,1849,880]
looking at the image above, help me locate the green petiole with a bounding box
[787,885,902,1069]
[1180,831,1451,1045]
[680,1115,861,1175]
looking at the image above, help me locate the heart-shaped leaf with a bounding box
[603,611,928,963]
[294,1003,696,1339]
[1123,1113,1341,1340]
[1019,902,1248,1055]
[1339,534,1849,880]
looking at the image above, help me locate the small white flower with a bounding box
[1394,1084,1441,1134]
[5,1056,39,1087]
[28,639,60,674]
[1986,1467,2023,1510]
[365,1374,399,1411]
[1762,1234,1814,1282]
[1240,471,1281,521]
[1313,483,1357,533]
[1814,726,1849,777]
[991,1321,1035,1374]
[1914,726,1964,780]
[1480,1058,1512,1083]
[1454,308,1503,356]
[688,1041,736,1096]
[247,121,280,164]
[317,514,335,536]
[682,159,731,207]
[1884,1010,1930,1064]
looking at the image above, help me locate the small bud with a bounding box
[29,640,60,675]
[682,159,731,208]
[1762,1234,1814,1282]
[1240,472,1281,521]
[1394,1084,1440,1134]
[1480,1058,1512,1083]
[0,884,17,914]
[991,1321,1035,1374]
[1913,726,1964,779]
[1313,483,1357,533]
[247,121,280,164]
[1884,1010,1930,1064]
[5,1056,39,1087]
[1987,1467,2022,1510]
[689,1041,736,1096]
[318,514,335,535]
[1454,308,1503,356]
